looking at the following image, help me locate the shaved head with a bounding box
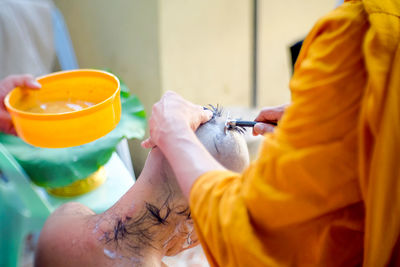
[196,106,249,172]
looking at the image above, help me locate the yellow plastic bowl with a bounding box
[4,69,121,148]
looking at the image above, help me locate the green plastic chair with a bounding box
[0,143,134,267]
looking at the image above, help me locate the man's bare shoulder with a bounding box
[53,202,95,217]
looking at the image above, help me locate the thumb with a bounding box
[253,123,275,136]
[202,109,213,122]
[25,79,41,89]
[141,138,156,149]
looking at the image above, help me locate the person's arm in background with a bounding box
[0,74,41,134]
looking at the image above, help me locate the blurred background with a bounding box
[52,0,337,174]
[0,0,338,174]
[0,0,341,266]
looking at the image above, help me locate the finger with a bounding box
[25,79,42,89]
[18,74,41,89]
[202,109,213,123]
[164,90,177,96]
[3,74,41,90]
[190,107,213,131]
[141,138,156,149]
[252,123,275,136]
[254,108,279,122]
[254,105,288,122]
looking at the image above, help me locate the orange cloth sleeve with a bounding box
[190,1,372,266]
[358,0,400,265]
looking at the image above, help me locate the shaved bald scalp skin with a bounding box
[35,106,249,267]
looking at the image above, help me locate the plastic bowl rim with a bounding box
[4,69,121,121]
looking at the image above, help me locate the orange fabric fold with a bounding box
[190,0,400,266]
[359,0,400,265]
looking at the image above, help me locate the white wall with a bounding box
[258,0,337,106]
[159,0,252,106]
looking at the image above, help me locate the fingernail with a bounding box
[205,110,213,119]
[32,81,41,88]
[254,124,265,133]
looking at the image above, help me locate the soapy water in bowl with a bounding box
[25,100,94,114]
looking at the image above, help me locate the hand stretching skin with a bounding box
[0,74,41,134]
[141,91,213,148]
[252,104,288,136]
[142,91,225,199]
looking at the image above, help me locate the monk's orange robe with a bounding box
[189,0,400,266]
